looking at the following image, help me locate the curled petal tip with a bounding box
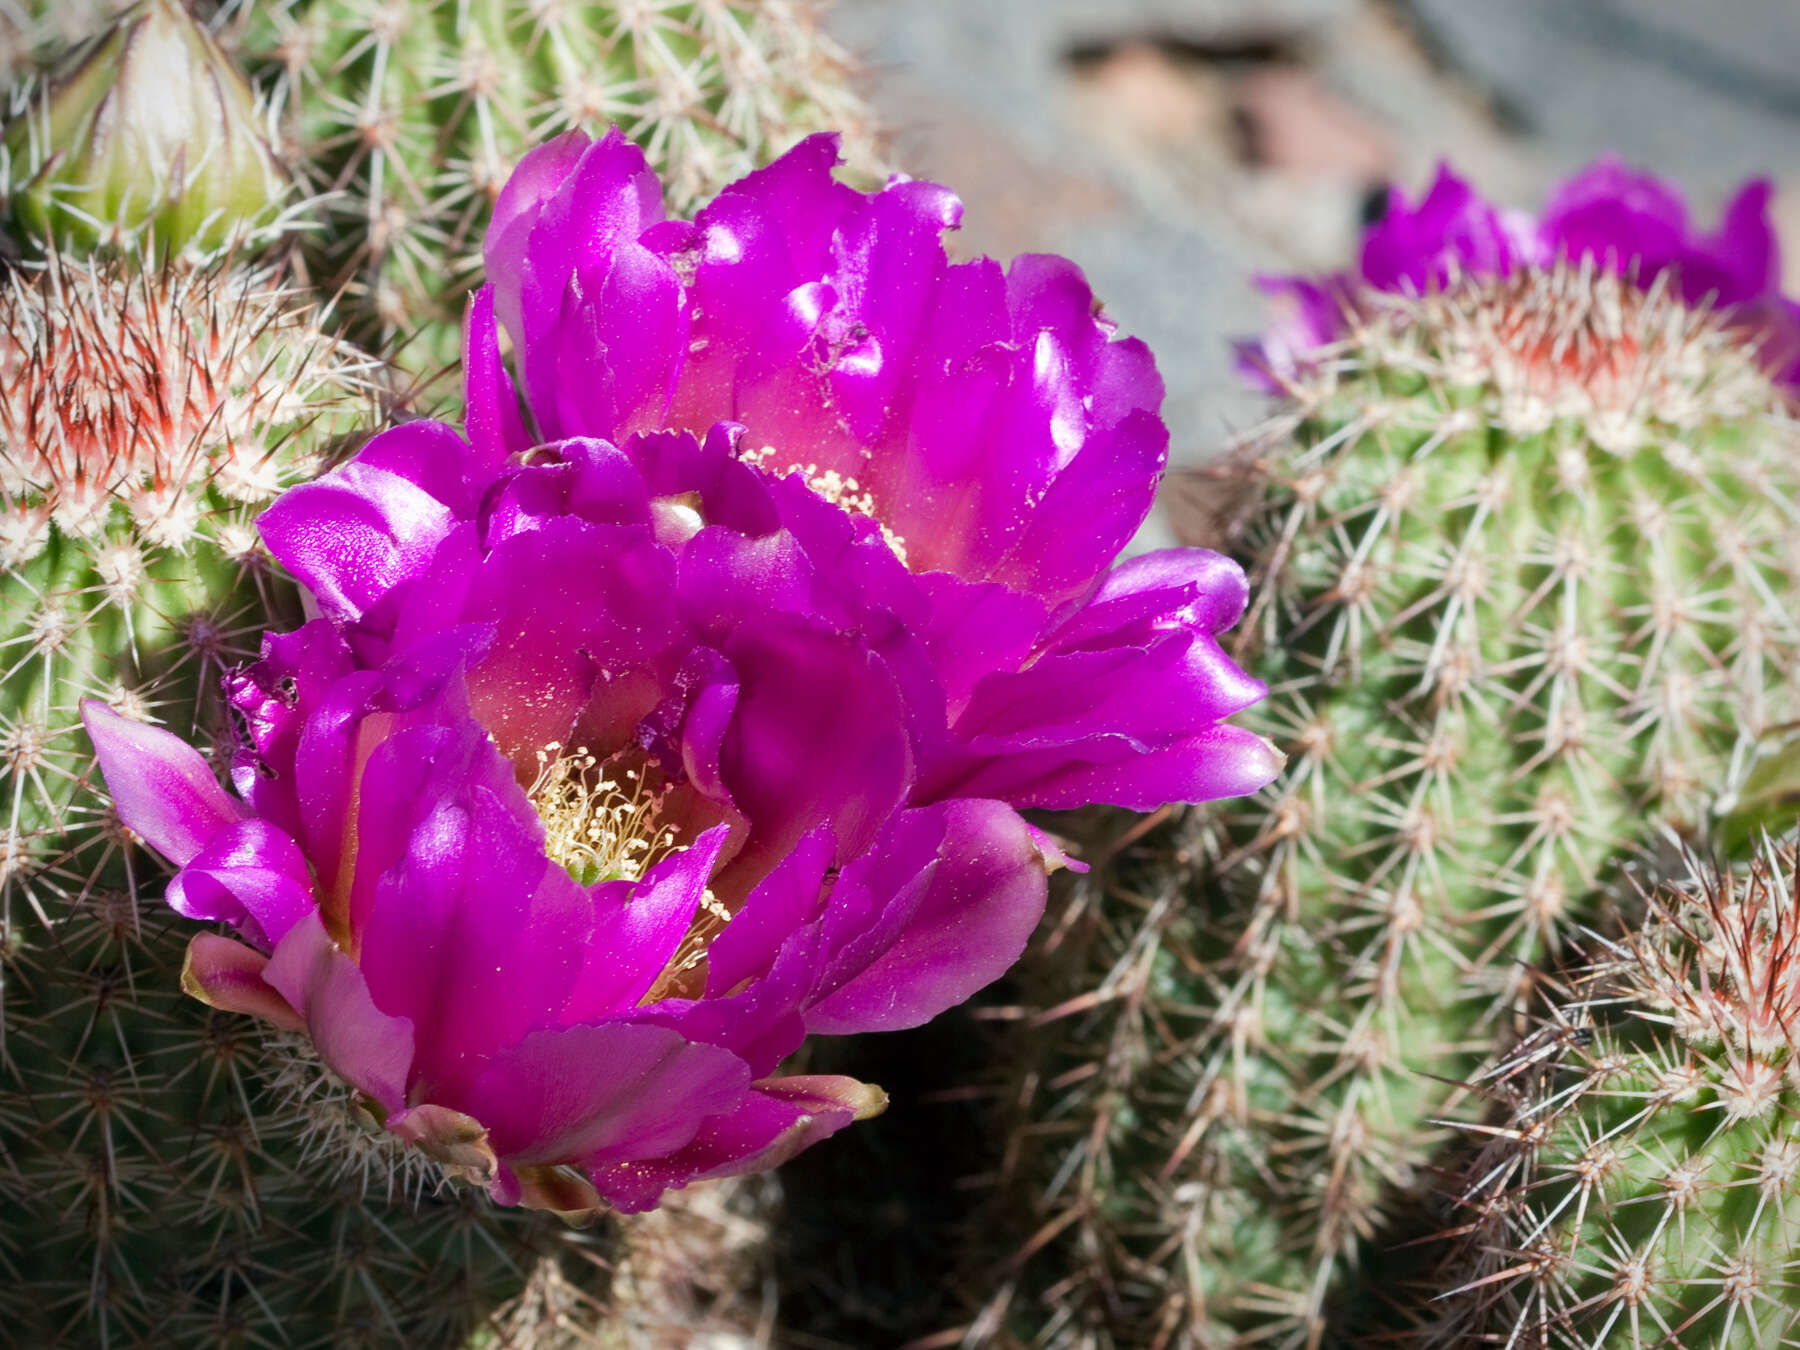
[181,932,305,1032]
[849,1081,890,1122]
[387,1104,499,1184]
[1247,735,1288,792]
[505,1164,604,1222]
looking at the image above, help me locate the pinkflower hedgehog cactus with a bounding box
[1241,158,1800,390]
[85,130,1278,1217]
[975,160,1800,1349]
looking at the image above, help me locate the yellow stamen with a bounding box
[527,742,681,887]
[740,445,909,564]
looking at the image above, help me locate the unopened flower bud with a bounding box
[4,0,287,258]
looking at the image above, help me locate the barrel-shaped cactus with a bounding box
[980,261,1800,1346]
[1412,838,1800,1348]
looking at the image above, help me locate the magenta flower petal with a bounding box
[263,911,416,1115]
[702,826,835,1000]
[457,1021,749,1168]
[1249,156,1794,386]
[165,818,313,951]
[82,701,243,866]
[585,1074,883,1213]
[464,284,531,466]
[1538,156,1688,275]
[564,826,732,1022]
[356,788,586,1093]
[720,614,914,873]
[919,549,1271,810]
[1361,162,1536,292]
[258,453,460,624]
[1235,274,1352,389]
[1705,179,1781,301]
[98,127,1277,1217]
[289,669,383,895]
[642,927,819,1077]
[489,128,682,442]
[459,515,678,759]
[955,723,1286,812]
[486,130,590,321]
[912,573,1049,717]
[225,620,356,833]
[806,799,1048,1034]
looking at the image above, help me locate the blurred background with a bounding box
[826,0,1800,545]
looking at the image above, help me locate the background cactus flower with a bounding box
[1239,157,1800,387]
[82,130,1278,1216]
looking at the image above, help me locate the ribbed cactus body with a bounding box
[0,256,586,1349]
[230,0,882,371]
[983,267,1800,1347]
[1414,842,1800,1349]
[0,258,349,878]
[4,897,586,1349]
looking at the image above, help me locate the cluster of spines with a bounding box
[227,0,884,369]
[1404,839,1800,1349]
[0,255,366,893]
[969,263,1800,1348]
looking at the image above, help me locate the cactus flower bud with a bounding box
[4,0,286,258]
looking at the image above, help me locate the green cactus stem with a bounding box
[1414,838,1800,1349]
[234,0,885,373]
[978,263,1800,1348]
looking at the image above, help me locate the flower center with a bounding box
[740,445,909,564]
[527,742,680,886]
